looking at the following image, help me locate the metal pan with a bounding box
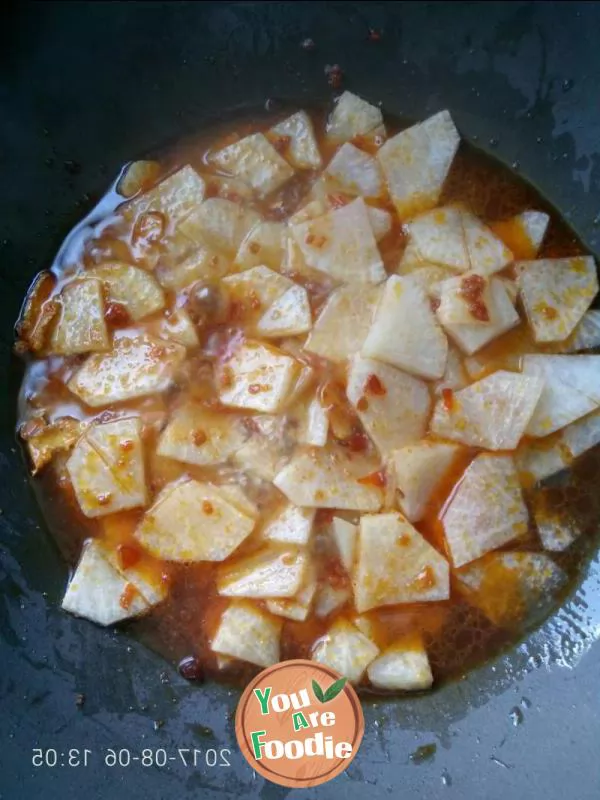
[1,2,599,798]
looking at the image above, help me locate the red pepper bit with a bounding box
[104,301,131,327]
[191,429,207,446]
[458,274,490,322]
[202,500,214,515]
[365,373,387,396]
[357,469,386,487]
[315,509,335,525]
[249,383,269,395]
[119,583,138,610]
[327,193,350,209]
[119,438,134,452]
[132,210,166,246]
[117,542,143,571]
[430,297,441,313]
[367,28,382,42]
[220,366,234,389]
[305,232,328,248]
[270,134,291,154]
[340,429,370,452]
[442,388,455,412]
[357,396,369,412]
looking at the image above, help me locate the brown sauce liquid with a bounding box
[17,107,599,693]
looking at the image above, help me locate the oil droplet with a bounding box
[410,743,437,764]
[489,137,499,148]
[509,706,524,726]
[441,769,452,787]
[512,160,520,170]
[562,78,574,92]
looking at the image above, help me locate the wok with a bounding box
[1,2,600,798]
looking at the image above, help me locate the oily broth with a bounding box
[16,107,600,693]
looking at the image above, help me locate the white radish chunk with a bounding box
[305,284,382,362]
[367,206,393,241]
[377,110,460,218]
[296,395,329,447]
[325,143,385,198]
[217,340,300,413]
[261,504,315,546]
[217,545,307,598]
[398,265,455,300]
[62,540,157,626]
[391,442,460,522]
[273,446,383,511]
[22,416,84,475]
[211,601,281,667]
[49,278,109,355]
[88,263,165,321]
[156,403,247,466]
[367,636,433,691]
[256,283,312,337]
[188,197,261,254]
[232,415,295,481]
[233,221,286,272]
[347,356,431,455]
[436,273,494,326]
[312,619,379,683]
[532,491,580,552]
[442,454,528,567]
[430,370,544,450]
[222,266,292,331]
[291,197,386,284]
[135,479,255,561]
[211,132,294,196]
[326,91,384,142]
[434,345,469,394]
[440,277,520,355]
[330,517,358,573]
[354,512,450,612]
[361,275,448,379]
[516,408,600,483]
[123,164,206,228]
[270,111,322,169]
[314,585,351,618]
[561,310,600,353]
[461,210,513,274]
[68,336,186,407]
[67,417,146,518]
[156,245,230,290]
[516,256,598,342]
[152,308,199,348]
[266,574,317,622]
[522,354,600,436]
[405,206,468,270]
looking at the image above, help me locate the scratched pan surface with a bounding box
[1,2,600,798]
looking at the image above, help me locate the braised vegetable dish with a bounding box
[15,94,600,692]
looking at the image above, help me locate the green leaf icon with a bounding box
[312,676,347,703]
[323,677,347,702]
[312,679,325,703]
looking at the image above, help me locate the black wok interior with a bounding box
[1,3,600,798]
